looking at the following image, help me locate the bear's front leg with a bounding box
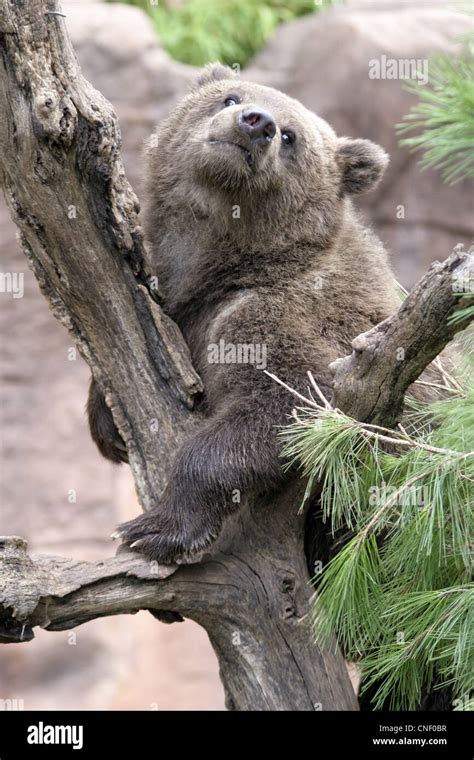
[114,399,288,563]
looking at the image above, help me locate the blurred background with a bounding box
[0,0,472,710]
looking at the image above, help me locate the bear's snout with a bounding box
[238,107,276,146]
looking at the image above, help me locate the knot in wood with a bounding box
[278,574,297,620]
[34,90,57,118]
[278,574,296,594]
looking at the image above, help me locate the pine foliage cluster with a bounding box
[281,355,473,709]
[398,27,474,184]
[281,15,474,712]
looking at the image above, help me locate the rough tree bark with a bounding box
[0,0,472,711]
[330,246,474,426]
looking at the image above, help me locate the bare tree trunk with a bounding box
[0,0,358,710]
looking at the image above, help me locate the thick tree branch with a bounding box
[0,0,203,504]
[0,536,177,641]
[330,245,474,426]
[0,480,359,711]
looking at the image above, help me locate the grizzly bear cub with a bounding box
[88,63,401,563]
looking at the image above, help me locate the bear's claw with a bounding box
[114,507,219,564]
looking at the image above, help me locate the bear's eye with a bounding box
[223,96,240,108]
[281,130,296,146]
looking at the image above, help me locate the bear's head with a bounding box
[147,64,388,245]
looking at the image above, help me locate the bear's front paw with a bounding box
[113,505,220,564]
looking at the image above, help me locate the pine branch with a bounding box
[398,43,474,184]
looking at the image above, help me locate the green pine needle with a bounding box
[397,37,474,184]
[359,587,474,710]
[282,353,474,710]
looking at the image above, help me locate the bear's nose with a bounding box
[238,107,276,145]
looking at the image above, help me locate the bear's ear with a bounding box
[194,63,238,89]
[336,138,389,194]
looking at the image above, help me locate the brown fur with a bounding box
[88,64,407,563]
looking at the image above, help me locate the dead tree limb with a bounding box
[0,475,357,711]
[330,246,474,426]
[0,0,358,711]
[0,0,203,503]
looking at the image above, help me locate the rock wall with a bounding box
[246,0,474,284]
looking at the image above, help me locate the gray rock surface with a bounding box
[246,0,474,284]
[65,2,195,187]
